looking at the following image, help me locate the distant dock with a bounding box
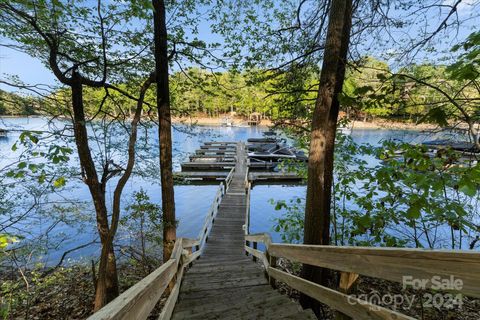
[177,141,304,183]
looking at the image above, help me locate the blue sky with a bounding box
[1,0,478,93]
[0,49,54,87]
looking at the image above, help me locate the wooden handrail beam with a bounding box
[158,251,190,320]
[268,243,480,298]
[245,233,272,248]
[182,238,199,248]
[245,245,269,270]
[268,267,415,320]
[88,259,177,320]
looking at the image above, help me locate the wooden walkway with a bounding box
[88,142,480,320]
[171,143,315,319]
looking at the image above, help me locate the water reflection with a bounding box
[0,117,438,263]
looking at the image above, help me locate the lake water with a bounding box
[0,117,431,265]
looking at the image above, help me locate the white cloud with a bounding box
[443,0,478,14]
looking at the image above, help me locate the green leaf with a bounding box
[458,179,477,197]
[53,176,66,188]
[418,107,448,127]
[358,214,371,228]
[406,203,422,220]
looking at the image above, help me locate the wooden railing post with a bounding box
[252,242,257,262]
[246,240,250,256]
[187,247,193,268]
[269,255,277,288]
[334,272,359,320]
[265,249,277,288]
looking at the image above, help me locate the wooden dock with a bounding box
[203,141,237,146]
[174,171,229,181]
[178,141,304,181]
[200,145,236,150]
[171,143,316,319]
[249,171,303,182]
[189,155,235,162]
[195,149,236,155]
[181,162,236,171]
[89,141,480,320]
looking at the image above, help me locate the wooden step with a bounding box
[172,141,310,320]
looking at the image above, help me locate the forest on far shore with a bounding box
[2,56,477,127]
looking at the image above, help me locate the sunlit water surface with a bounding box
[0,117,434,264]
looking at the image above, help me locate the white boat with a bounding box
[221,117,232,126]
[234,122,250,128]
[338,126,352,135]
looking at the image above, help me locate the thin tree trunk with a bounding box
[95,243,119,310]
[301,0,352,315]
[152,0,176,262]
[70,72,119,310]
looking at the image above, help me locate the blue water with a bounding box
[0,117,434,264]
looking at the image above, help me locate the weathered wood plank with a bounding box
[158,263,185,320]
[200,145,236,150]
[336,272,360,320]
[190,155,235,160]
[249,171,303,182]
[268,244,480,297]
[244,246,269,270]
[181,238,199,248]
[184,250,201,265]
[268,267,415,320]
[203,141,237,145]
[88,259,177,320]
[181,162,235,169]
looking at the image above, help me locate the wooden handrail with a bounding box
[225,166,235,191]
[245,236,480,298]
[244,230,480,318]
[181,237,199,248]
[243,167,250,235]
[195,176,228,254]
[267,243,480,298]
[89,171,236,320]
[268,267,414,320]
[88,240,184,320]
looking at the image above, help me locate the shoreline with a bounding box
[2,115,438,131]
[171,116,438,131]
[349,120,437,131]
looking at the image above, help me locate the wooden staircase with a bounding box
[88,141,480,320]
[171,143,315,319]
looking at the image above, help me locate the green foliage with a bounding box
[448,32,480,82]
[270,197,304,243]
[0,90,40,116]
[170,68,277,118]
[419,107,449,127]
[120,190,163,273]
[0,265,91,319]
[6,131,72,188]
[272,129,480,249]
[0,234,16,250]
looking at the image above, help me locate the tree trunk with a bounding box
[70,72,119,310]
[152,0,176,262]
[300,0,352,315]
[94,242,119,310]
